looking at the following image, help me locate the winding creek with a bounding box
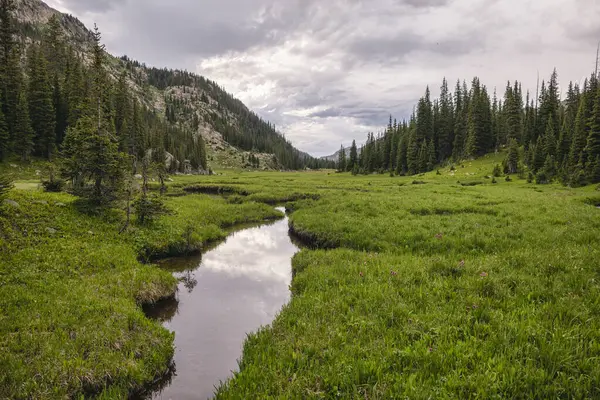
[143,208,299,400]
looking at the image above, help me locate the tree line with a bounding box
[0,3,207,177]
[341,68,600,186]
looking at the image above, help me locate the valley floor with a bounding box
[2,153,600,398]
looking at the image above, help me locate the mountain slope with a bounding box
[321,145,362,163]
[13,0,329,170]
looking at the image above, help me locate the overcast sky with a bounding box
[46,0,600,156]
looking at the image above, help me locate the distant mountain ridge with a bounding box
[321,145,362,162]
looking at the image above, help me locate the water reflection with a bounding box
[147,209,299,400]
[143,296,180,323]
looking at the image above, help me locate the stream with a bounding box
[142,208,299,400]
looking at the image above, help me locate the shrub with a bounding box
[535,171,549,185]
[227,195,244,204]
[41,165,65,193]
[460,181,484,187]
[182,224,198,254]
[518,163,527,180]
[0,174,13,200]
[134,195,170,225]
[493,164,502,177]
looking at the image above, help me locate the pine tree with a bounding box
[13,92,34,161]
[0,172,12,200]
[0,0,15,65]
[396,128,408,175]
[558,82,579,166]
[42,14,66,75]
[0,0,16,87]
[537,155,557,184]
[569,87,589,168]
[531,139,545,173]
[432,99,440,161]
[506,138,520,174]
[523,96,536,150]
[4,45,21,148]
[427,139,436,171]
[543,118,557,158]
[438,78,454,161]
[390,121,399,170]
[366,133,376,173]
[64,51,85,127]
[589,155,600,184]
[585,86,600,180]
[557,118,572,168]
[0,98,8,160]
[61,25,128,205]
[114,70,130,138]
[28,45,56,159]
[453,80,468,160]
[538,69,561,141]
[418,139,428,173]
[349,140,358,171]
[0,0,18,155]
[383,116,392,169]
[407,131,419,175]
[491,89,499,150]
[129,98,145,162]
[337,145,346,172]
[416,87,434,143]
[505,80,523,144]
[53,73,68,147]
[466,78,492,157]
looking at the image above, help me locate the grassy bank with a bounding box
[135,194,282,261]
[0,188,281,399]
[218,246,600,398]
[192,157,600,398]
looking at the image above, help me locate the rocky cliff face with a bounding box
[321,146,362,162]
[15,0,93,48]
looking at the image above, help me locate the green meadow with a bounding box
[2,153,600,398]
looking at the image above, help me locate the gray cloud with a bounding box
[47,0,600,156]
[58,0,119,13]
[402,0,451,7]
[309,108,343,118]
